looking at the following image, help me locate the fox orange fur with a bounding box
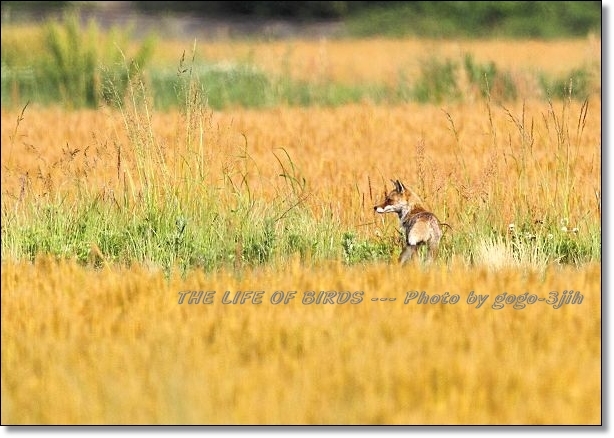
[374,180,443,264]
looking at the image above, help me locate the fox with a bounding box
[374,179,444,265]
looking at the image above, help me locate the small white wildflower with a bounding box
[561,226,568,233]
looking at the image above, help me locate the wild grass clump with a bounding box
[539,66,594,101]
[1,51,351,274]
[412,57,461,104]
[150,62,273,110]
[463,54,517,101]
[1,12,155,108]
[341,231,393,265]
[402,85,600,269]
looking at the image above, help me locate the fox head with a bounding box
[374,179,423,218]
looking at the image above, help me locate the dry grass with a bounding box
[1,98,601,237]
[1,257,601,424]
[151,37,601,85]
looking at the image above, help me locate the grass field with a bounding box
[1,258,601,424]
[1,98,601,268]
[0,34,602,425]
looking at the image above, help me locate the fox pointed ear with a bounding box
[394,179,406,193]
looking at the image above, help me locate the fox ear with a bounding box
[394,179,406,193]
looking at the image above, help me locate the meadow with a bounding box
[0,29,602,424]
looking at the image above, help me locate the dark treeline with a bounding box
[0,1,376,20]
[134,1,356,19]
[0,1,602,38]
[135,1,601,30]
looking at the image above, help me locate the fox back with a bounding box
[374,179,442,264]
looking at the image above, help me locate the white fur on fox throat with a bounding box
[375,203,410,221]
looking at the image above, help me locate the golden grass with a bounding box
[1,257,601,424]
[151,37,602,86]
[1,98,601,235]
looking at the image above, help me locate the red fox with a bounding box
[374,180,444,264]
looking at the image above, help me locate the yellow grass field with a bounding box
[0,99,601,232]
[1,258,601,424]
[0,36,602,425]
[154,36,601,86]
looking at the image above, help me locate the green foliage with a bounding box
[41,13,98,107]
[463,54,517,101]
[150,64,272,110]
[345,1,601,39]
[242,218,276,265]
[1,12,155,108]
[413,58,460,104]
[539,67,594,100]
[503,220,600,266]
[341,232,393,265]
[150,65,374,110]
[1,53,597,110]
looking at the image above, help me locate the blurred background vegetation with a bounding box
[1,1,602,39]
[0,1,602,109]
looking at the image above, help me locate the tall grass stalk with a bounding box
[94,48,347,273]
